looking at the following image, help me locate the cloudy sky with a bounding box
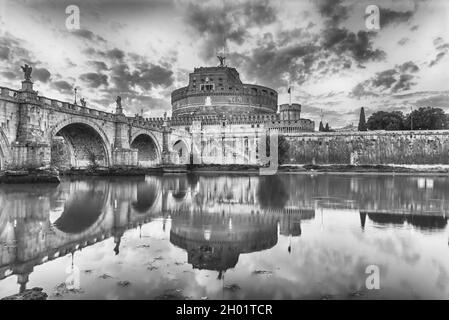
[0,0,448,128]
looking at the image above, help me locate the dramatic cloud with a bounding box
[89,61,109,71]
[352,61,419,98]
[397,37,410,46]
[71,29,107,43]
[321,29,385,63]
[415,93,449,109]
[228,27,384,89]
[33,68,51,83]
[184,0,278,60]
[80,72,108,88]
[107,48,126,61]
[1,71,18,80]
[51,80,73,94]
[398,61,419,73]
[0,0,447,125]
[379,8,415,28]
[109,61,174,93]
[0,46,10,60]
[0,33,33,65]
[429,37,449,67]
[317,0,349,27]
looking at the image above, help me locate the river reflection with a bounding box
[0,174,449,299]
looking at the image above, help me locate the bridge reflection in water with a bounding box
[0,174,448,298]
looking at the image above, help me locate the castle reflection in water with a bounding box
[0,174,448,294]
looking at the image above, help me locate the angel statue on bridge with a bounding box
[21,64,32,81]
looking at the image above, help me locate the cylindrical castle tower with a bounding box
[171,59,278,117]
[279,103,301,121]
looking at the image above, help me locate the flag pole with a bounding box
[289,84,292,105]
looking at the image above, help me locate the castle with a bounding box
[165,57,314,165]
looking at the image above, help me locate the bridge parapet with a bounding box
[37,96,117,121]
[0,86,20,99]
[127,116,164,130]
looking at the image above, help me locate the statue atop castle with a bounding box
[217,55,226,67]
[21,64,32,81]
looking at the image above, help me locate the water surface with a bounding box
[0,173,448,299]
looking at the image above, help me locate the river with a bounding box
[0,173,448,299]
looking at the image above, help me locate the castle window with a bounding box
[251,88,258,94]
[200,84,214,91]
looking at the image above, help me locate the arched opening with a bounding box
[51,123,108,169]
[130,134,159,167]
[51,181,107,234]
[173,140,189,164]
[0,129,11,170]
[132,181,158,213]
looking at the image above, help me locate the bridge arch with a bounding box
[130,130,161,167]
[49,118,112,168]
[131,179,161,214]
[172,139,190,164]
[0,128,11,170]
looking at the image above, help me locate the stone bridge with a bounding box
[0,78,190,170]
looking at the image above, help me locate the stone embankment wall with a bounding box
[285,131,449,165]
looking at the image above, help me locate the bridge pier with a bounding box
[112,98,138,166]
[10,80,51,169]
[112,148,138,166]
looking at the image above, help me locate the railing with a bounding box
[0,86,20,98]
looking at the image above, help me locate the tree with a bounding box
[325,123,330,132]
[358,107,367,131]
[265,133,290,164]
[278,134,290,164]
[319,121,324,131]
[367,111,404,130]
[403,107,446,130]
